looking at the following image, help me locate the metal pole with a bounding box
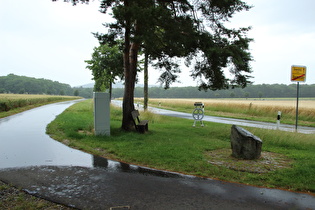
[295,82,300,132]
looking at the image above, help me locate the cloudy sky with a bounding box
[1,0,314,87]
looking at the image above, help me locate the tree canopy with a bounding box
[85,43,124,98]
[53,0,253,131]
[97,0,253,89]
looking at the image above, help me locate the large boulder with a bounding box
[230,125,262,160]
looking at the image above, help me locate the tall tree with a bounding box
[85,44,123,99]
[54,0,253,131]
[98,0,253,131]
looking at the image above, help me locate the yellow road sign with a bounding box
[291,65,306,82]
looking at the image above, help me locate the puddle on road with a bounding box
[1,100,315,210]
[0,100,188,179]
[93,155,188,178]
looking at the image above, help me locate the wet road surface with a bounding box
[0,100,314,209]
[0,99,92,169]
[1,165,314,209]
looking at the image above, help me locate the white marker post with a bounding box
[276,111,281,130]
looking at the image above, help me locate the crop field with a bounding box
[138,98,315,127]
[147,98,315,107]
[0,94,81,118]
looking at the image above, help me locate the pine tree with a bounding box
[54,0,253,131]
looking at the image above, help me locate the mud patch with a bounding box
[205,149,293,173]
[78,129,93,135]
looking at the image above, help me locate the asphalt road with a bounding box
[1,165,314,209]
[0,100,314,209]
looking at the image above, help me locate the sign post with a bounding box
[192,102,205,127]
[291,65,307,132]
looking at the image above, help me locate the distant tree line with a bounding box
[0,74,93,98]
[112,84,315,99]
[1,74,314,99]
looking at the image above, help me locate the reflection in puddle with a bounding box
[93,155,188,178]
[0,100,189,179]
[0,100,92,169]
[1,100,315,210]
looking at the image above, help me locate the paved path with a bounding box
[0,100,314,209]
[1,165,314,209]
[0,99,91,169]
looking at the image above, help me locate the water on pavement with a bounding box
[0,99,314,209]
[0,100,191,178]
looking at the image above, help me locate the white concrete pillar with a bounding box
[93,92,110,136]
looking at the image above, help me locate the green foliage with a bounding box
[0,74,93,98]
[0,74,73,95]
[85,44,123,92]
[94,0,255,130]
[111,84,315,99]
[47,100,315,193]
[98,0,253,90]
[74,89,79,96]
[73,87,93,98]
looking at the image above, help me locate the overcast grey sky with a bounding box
[1,0,314,87]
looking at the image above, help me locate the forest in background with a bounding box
[0,74,93,98]
[1,74,314,99]
[114,84,315,99]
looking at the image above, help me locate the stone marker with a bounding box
[230,125,262,160]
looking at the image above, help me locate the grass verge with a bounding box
[47,99,315,194]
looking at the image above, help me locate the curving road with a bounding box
[0,100,314,209]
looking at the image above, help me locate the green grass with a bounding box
[47,99,315,194]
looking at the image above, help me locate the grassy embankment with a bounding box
[47,99,315,194]
[136,98,315,127]
[0,94,82,118]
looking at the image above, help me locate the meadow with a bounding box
[47,99,315,194]
[138,98,315,127]
[0,94,81,118]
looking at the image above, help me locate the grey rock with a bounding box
[230,125,262,160]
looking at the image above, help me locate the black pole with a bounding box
[295,82,300,132]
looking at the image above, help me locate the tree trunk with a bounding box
[144,52,149,111]
[121,0,133,131]
[109,75,112,102]
[122,42,140,131]
[121,0,141,131]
